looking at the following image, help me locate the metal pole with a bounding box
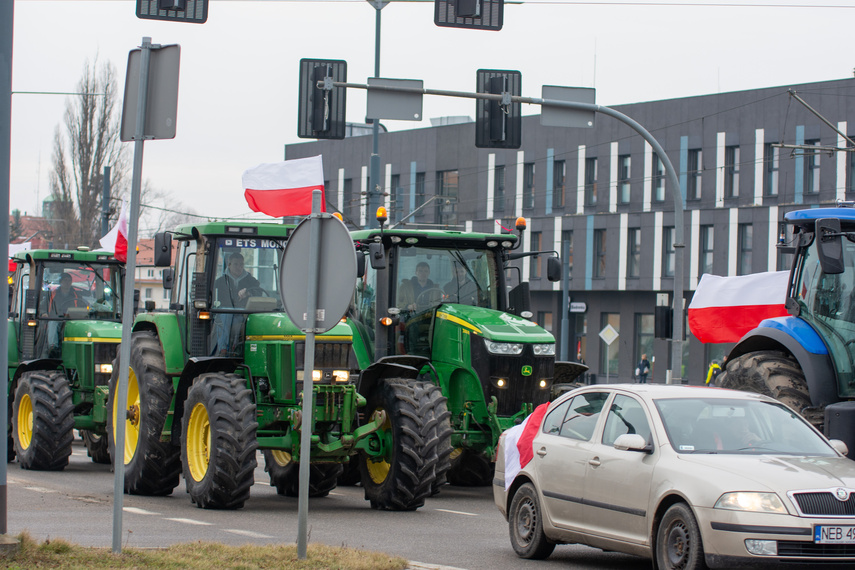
[112,36,153,554]
[297,190,322,559]
[102,165,112,237]
[367,1,387,229]
[560,238,570,361]
[0,0,13,540]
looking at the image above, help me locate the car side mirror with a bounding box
[816,218,844,275]
[829,439,850,457]
[162,267,174,290]
[546,256,561,282]
[153,232,173,268]
[356,249,366,278]
[368,242,386,270]
[614,433,651,453]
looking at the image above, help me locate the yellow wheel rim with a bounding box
[112,368,141,465]
[17,393,33,451]
[366,408,392,484]
[187,402,211,482]
[271,449,292,467]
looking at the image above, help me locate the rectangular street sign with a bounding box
[121,44,181,141]
[136,0,208,23]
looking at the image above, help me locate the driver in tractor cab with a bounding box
[397,261,436,356]
[398,261,435,312]
[45,272,84,357]
[213,251,260,356]
[444,261,479,306]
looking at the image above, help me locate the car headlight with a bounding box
[485,341,523,355]
[715,492,787,514]
[533,343,555,356]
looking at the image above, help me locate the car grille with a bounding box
[793,491,855,516]
[777,541,855,557]
[295,341,357,369]
[470,338,554,416]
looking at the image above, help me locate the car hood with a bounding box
[677,453,855,492]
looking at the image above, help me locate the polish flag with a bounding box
[100,200,129,263]
[243,155,326,217]
[688,271,790,344]
[503,403,550,491]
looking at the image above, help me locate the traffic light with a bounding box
[655,306,672,339]
[434,0,503,31]
[475,69,521,149]
[136,0,208,23]
[297,59,347,140]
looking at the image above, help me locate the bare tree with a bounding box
[48,58,129,249]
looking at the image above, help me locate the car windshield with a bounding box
[656,397,837,456]
[211,237,284,313]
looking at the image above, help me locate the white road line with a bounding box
[164,518,214,526]
[222,529,274,539]
[123,507,160,516]
[23,486,57,494]
[434,508,478,516]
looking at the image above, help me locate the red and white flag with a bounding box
[243,155,326,217]
[688,271,789,344]
[503,403,549,491]
[99,200,129,263]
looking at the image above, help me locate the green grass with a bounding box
[1,532,410,570]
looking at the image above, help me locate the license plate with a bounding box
[815,525,855,543]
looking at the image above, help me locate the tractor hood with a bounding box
[435,304,554,343]
[245,312,353,340]
[62,320,123,340]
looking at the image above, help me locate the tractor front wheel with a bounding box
[182,373,258,509]
[82,430,111,464]
[263,450,342,498]
[12,371,74,470]
[447,448,494,487]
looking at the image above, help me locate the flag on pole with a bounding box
[502,403,549,491]
[688,271,790,343]
[100,200,129,263]
[243,155,326,217]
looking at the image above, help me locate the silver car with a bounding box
[493,384,855,569]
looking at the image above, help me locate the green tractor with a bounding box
[7,249,125,469]
[113,221,446,510]
[345,213,576,487]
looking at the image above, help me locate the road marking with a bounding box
[222,529,274,539]
[165,518,213,526]
[434,508,478,516]
[23,486,57,494]
[124,507,160,516]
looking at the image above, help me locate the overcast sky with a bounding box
[10,0,855,230]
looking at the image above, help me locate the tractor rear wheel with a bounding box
[263,450,343,497]
[182,373,258,509]
[359,379,437,511]
[447,447,494,487]
[12,371,74,470]
[108,331,181,495]
[82,430,111,464]
[718,350,815,426]
[416,381,452,495]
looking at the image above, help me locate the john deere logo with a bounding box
[521,365,533,376]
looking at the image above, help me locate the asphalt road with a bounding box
[6,438,652,570]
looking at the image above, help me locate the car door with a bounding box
[533,390,610,531]
[581,393,657,545]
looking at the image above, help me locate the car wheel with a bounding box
[656,503,707,570]
[508,482,555,560]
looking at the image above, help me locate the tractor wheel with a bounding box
[182,373,258,509]
[263,450,343,497]
[82,430,111,464]
[12,371,74,470]
[416,381,452,495]
[717,350,815,426]
[108,331,181,496]
[7,426,16,463]
[447,447,494,487]
[359,379,436,511]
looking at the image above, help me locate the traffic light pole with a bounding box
[326,79,686,383]
[367,1,388,229]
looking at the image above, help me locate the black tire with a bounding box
[107,331,181,496]
[263,450,343,497]
[182,373,258,509]
[359,379,436,511]
[82,430,111,464]
[717,351,814,425]
[416,381,452,495]
[447,447,494,487]
[656,503,707,570]
[8,427,16,463]
[12,371,74,471]
[508,482,555,560]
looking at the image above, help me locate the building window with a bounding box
[162,288,169,300]
[848,139,855,196]
[390,174,401,223]
[343,178,354,219]
[627,227,640,278]
[537,311,553,332]
[804,139,821,195]
[687,148,702,201]
[764,143,779,197]
[523,162,535,209]
[601,312,620,376]
[585,157,598,205]
[618,154,631,204]
[147,269,154,278]
[652,154,666,202]
[415,172,426,218]
[553,160,565,208]
[145,287,153,299]
[776,221,793,271]
[738,223,753,275]
[724,145,740,198]
[635,314,654,377]
[594,229,607,278]
[531,232,542,279]
[436,170,459,225]
[494,165,505,215]
[700,225,714,276]
[663,226,675,277]
[562,230,573,277]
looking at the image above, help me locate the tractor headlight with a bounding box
[97,364,113,374]
[533,343,555,356]
[296,370,322,382]
[332,370,349,382]
[485,341,523,355]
